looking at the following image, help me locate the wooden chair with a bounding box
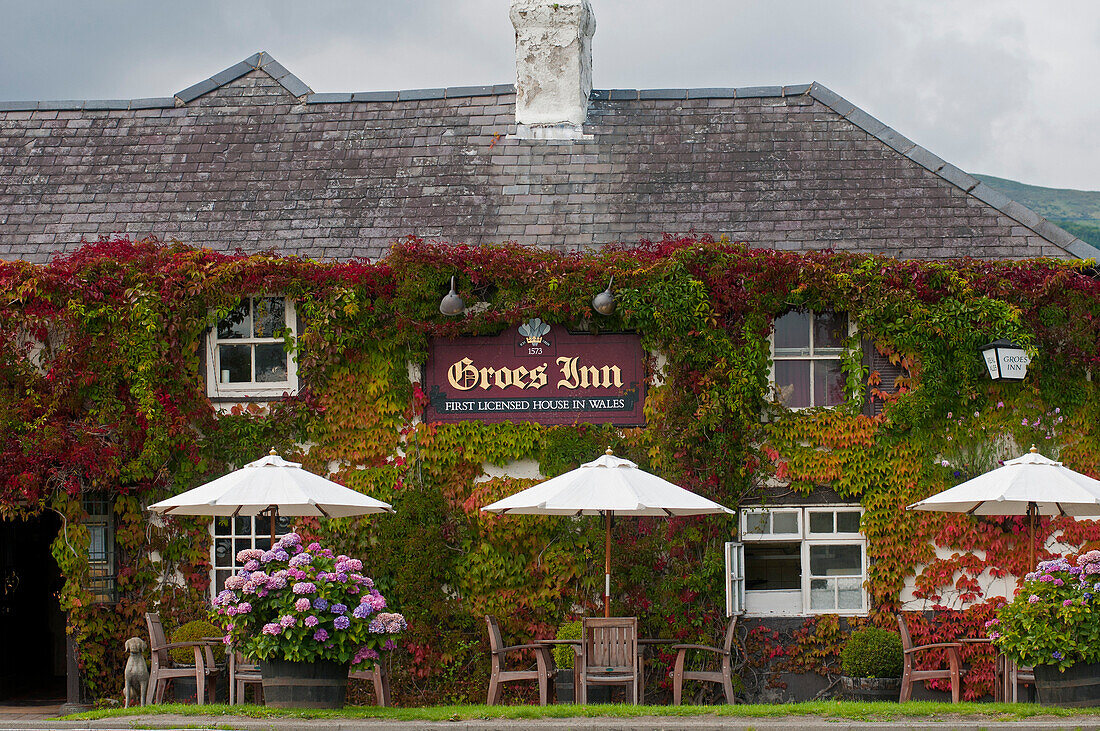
[145,612,221,705]
[579,616,639,705]
[228,650,263,705]
[898,614,963,703]
[995,653,1034,703]
[672,616,738,704]
[348,662,391,706]
[485,615,553,705]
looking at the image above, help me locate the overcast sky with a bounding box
[1,0,1097,191]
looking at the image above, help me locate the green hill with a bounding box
[976,174,1100,249]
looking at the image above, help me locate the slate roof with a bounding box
[0,52,1093,264]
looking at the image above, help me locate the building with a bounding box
[0,0,1096,705]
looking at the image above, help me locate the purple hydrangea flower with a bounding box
[304,615,319,628]
[313,629,329,642]
[267,575,287,589]
[295,598,311,612]
[1063,599,1074,607]
[280,614,296,628]
[313,598,329,611]
[274,549,290,562]
[237,602,252,614]
[261,551,276,564]
[289,553,313,568]
[292,582,317,595]
[334,616,351,630]
[1028,594,1041,603]
[353,603,373,619]
[331,603,348,615]
[262,623,282,636]
[1054,651,1064,660]
[353,646,380,664]
[243,559,261,571]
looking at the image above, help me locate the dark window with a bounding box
[83,494,116,603]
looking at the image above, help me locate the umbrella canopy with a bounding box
[149,451,394,541]
[908,446,1100,566]
[482,448,734,615]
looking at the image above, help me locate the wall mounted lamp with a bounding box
[439,276,465,316]
[980,339,1030,381]
[591,277,616,316]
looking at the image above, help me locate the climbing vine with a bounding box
[2,234,1100,702]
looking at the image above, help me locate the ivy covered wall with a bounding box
[2,234,1100,702]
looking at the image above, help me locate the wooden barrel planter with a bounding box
[840,676,901,702]
[1034,663,1100,707]
[259,659,350,708]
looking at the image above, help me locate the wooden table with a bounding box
[540,637,674,704]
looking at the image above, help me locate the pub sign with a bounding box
[424,319,645,426]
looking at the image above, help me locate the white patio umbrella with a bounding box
[907,446,1100,567]
[149,450,394,543]
[481,448,734,617]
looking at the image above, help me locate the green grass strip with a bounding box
[65,700,1100,722]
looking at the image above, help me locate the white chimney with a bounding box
[510,0,595,133]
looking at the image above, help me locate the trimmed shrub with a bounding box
[841,627,903,679]
[169,620,226,666]
[553,621,581,669]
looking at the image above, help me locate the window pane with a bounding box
[774,311,810,353]
[256,537,272,551]
[809,544,862,576]
[236,516,253,536]
[255,344,288,383]
[813,311,848,350]
[234,538,251,559]
[771,512,798,534]
[775,361,810,408]
[745,543,801,590]
[744,512,767,535]
[88,526,107,559]
[809,512,834,534]
[836,511,861,533]
[216,570,230,595]
[837,577,863,610]
[255,515,270,537]
[810,577,835,610]
[214,517,230,535]
[214,538,232,567]
[275,515,293,533]
[254,297,286,338]
[218,301,250,339]
[219,345,251,383]
[813,360,846,407]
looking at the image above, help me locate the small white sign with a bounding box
[982,350,1000,379]
[998,349,1030,380]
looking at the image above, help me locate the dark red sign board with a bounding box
[424,321,645,426]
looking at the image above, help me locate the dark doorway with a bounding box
[0,512,66,702]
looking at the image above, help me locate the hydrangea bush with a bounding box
[211,532,406,667]
[992,552,1100,670]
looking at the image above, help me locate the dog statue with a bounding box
[123,636,149,707]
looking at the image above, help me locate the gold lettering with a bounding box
[602,365,623,388]
[479,368,493,390]
[529,364,548,389]
[494,368,513,389]
[447,357,479,391]
[556,356,579,389]
[579,365,601,388]
[513,366,529,390]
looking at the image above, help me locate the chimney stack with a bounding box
[510,0,595,134]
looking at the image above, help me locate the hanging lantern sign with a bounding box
[979,339,1030,381]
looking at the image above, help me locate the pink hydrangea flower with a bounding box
[1028,594,1041,603]
[295,598,311,612]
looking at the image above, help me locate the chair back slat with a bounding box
[145,612,170,665]
[722,616,738,654]
[897,614,914,652]
[583,617,637,673]
[485,615,504,654]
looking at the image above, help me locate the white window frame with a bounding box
[205,297,298,399]
[769,310,854,409]
[739,506,867,617]
[210,515,292,599]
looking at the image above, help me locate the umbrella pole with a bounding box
[604,511,611,618]
[1028,502,1036,571]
